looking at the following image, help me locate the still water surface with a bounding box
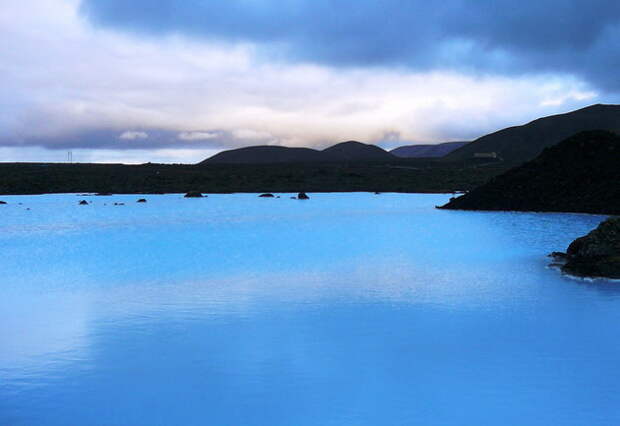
[1,193,618,425]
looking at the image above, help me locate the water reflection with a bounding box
[2,193,620,425]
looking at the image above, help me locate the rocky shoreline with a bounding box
[551,216,620,279]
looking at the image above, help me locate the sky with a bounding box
[2,0,619,163]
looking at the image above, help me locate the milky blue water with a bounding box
[1,193,619,425]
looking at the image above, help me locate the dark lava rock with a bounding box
[184,191,204,198]
[439,130,620,215]
[297,192,309,200]
[259,193,275,198]
[553,216,620,279]
[549,251,568,260]
[137,198,147,203]
[0,201,6,204]
[79,200,88,205]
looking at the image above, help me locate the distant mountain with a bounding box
[200,146,326,164]
[391,141,469,158]
[438,130,620,214]
[442,104,620,164]
[322,141,396,161]
[201,141,396,164]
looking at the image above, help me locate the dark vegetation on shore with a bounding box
[439,130,620,215]
[0,159,508,195]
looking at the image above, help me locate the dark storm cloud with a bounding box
[79,0,620,90]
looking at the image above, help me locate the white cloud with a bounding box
[119,131,148,140]
[0,0,605,162]
[231,129,275,141]
[178,131,219,141]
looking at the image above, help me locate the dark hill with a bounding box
[200,145,326,164]
[391,141,469,158]
[438,130,620,214]
[442,104,620,165]
[201,141,396,164]
[322,141,396,161]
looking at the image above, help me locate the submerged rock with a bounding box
[297,192,309,200]
[0,200,6,204]
[553,216,620,279]
[259,193,275,198]
[79,200,88,205]
[137,198,147,203]
[184,191,204,198]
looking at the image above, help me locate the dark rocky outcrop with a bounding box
[439,130,620,215]
[137,198,147,203]
[552,217,620,279]
[391,141,469,158]
[184,191,204,198]
[442,104,620,165]
[297,192,309,200]
[79,200,88,205]
[0,201,6,204]
[259,193,275,198]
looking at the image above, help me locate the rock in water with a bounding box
[259,193,275,198]
[137,198,147,203]
[0,201,6,204]
[184,191,204,198]
[554,216,620,278]
[297,192,309,200]
[79,200,88,205]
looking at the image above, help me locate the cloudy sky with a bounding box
[2,0,619,163]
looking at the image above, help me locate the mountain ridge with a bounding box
[391,141,469,158]
[438,130,620,214]
[442,104,620,164]
[201,140,396,164]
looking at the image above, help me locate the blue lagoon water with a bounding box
[1,193,619,425]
